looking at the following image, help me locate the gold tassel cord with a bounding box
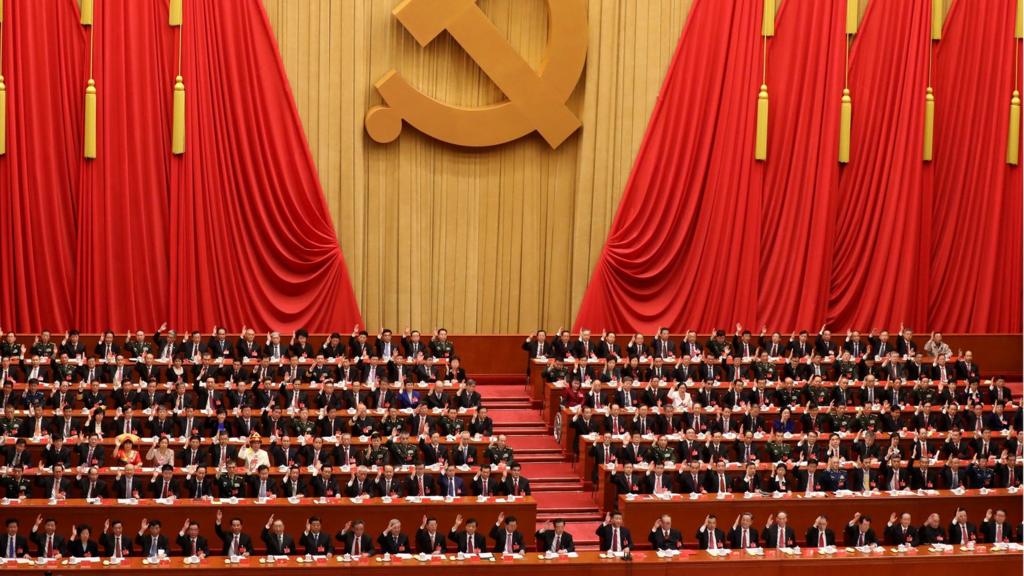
[839,89,852,164]
[846,0,858,35]
[170,0,182,27]
[762,0,775,37]
[1009,91,1020,166]
[81,0,94,26]
[755,84,769,160]
[923,88,934,161]
[84,79,96,159]
[172,76,185,154]
[1017,0,1023,39]
[931,0,943,40]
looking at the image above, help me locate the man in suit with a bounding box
[695,515,727,550]
[448,515,488,554]
[595,511,634,552]
[300,516,334,556]
[310,465,342,498]
[763,512,797,548]
[185,467,214,499]
[36,462,70,500]
[248,465,277,499]
[374,465,404,498]
[415,516,447,554]
[30,516,66,558]
[112,465,142,499]
[501,462,531,496]
[806,515,836,547]
[335,520,374,556]
[99,519,133,558]
[980,509,1013,544]
[261,515,296,555]
[536,518,576,553]
[648,514,683,550]
[522,331,550,360]
[136,519,170,558]
[406,463,435,497]
[437,465,465,498]
[279,467,307,499]
[376,518,412,555]
[948,508,977,545]
[844,514,878,546]
[78,466,107,499]
[176,519,210,558]
[346,467,376,498]
[471,466,497,496]
[489,513,525,554]
[729,512,760,549]
[612,462,644,495]
[150,465,180,499]
[1,518,30,559]
[884,512,919,546]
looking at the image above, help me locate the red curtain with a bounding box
[0,0,83,331]
[825,0,933,330]
[576,0,1022,334]
[168,0,361,332]
[574,0,764,333]
[929,0,1022,332]
[0,0,362,333]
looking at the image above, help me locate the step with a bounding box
[506,435,563,450]
[537,512,604,522]
[533,491,602,513]
[494,426,549,435]
[512,454,565,463]
[528,479,585,487]
[489,409,545,424]
[471,375,527,385]
[563,521,602,550]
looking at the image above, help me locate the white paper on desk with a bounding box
[477,552,494,559]
[117,498,139,505]
[395,553,414,559]
[745,547,765,556]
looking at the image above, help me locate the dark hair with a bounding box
[503,516,517,525]
[5,519,17,527]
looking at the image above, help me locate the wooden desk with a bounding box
[0,547,1019,575]
[615,489,1023,547]
[0,496,536,552]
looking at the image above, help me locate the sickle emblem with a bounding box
[365,0,588,148]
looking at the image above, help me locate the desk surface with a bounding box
[1,547,1019,575]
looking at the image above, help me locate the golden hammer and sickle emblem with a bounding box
[365,0,588,149]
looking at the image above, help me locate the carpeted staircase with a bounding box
[481,380,603,550]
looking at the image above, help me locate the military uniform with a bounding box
[765,441,792,462]
[484,445,514,465]
[835,360,858,379]
[851,412,881,433]
[438,415,464,436]
[0,417,23,436]
[291,418,317,437]
[775,388,801,410]
[124,341,153,358]
[0,342,23,358]
[648,444,675,464]
[380,416,406,437]
[753,361,777,381]
[806,384,831,406]
[389,441,419,466]
[830,411,854,433]
[360,445,390,467]
[30,342,56,358]
[216,472,245,498]
[1,475,33,498]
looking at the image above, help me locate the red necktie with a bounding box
[819,531,825,547]
[354,537,360,555]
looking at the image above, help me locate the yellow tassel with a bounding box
[923,87,934,161]
[169,0,182,27]
[839,88,852,164]
[81,0,94,26]
[172,76,186,155]
[931,0,943,40]
[0,75,6,156]
[762,0,775,37]
[755,84,769,160]
[84,79,97,159]
[846,0,859,35]
[1017,0,1023,39]
[1008,90,1021,165]
[0,0,5,23]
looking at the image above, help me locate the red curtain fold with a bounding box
[759,0,845,332]
[75,0,174,331]
[574,0,764,334]
[578,0,1021,334]
[0,0,362,333]
[168,0,361,332]
[0,0,83,331]
[929,0,1022,332]
[825,0,933,330]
